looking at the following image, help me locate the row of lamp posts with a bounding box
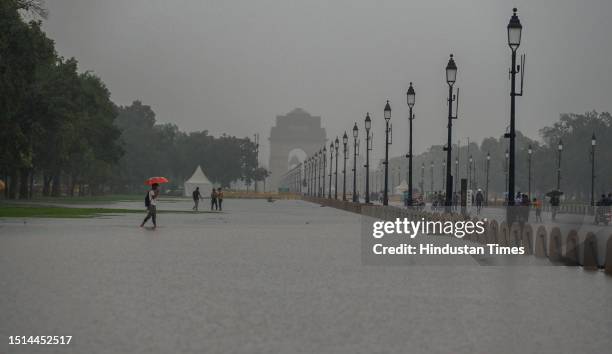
[302,9,528,216]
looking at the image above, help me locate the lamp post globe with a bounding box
[353,123,359,138]
[446,54,457,86]
[384,100,391,121]
[507,8,522,51]
[406,82,415,108]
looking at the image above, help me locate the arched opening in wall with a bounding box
[287,148,307,170]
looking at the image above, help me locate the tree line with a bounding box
[0,1,266,199]
[411,111,612,202]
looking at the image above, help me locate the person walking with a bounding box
[475,189,484,215]
[217,188,224,211]
[141,183,159,228]
[550,193,560,221]
[533,197,542,223]
[521,193,531,224]
[210,188,218,210]
[192,187,202,211]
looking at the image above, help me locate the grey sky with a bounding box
[42,0,612,164]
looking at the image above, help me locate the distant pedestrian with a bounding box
[210,189,218,210]
[141,183,159,228]
[217,188,224,211]
[192,187,202,211]
[533,197,542,222]
[475,189,484,214]
[521,193,530,224]
[550,194,560,221]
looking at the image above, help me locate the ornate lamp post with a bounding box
[527,145,532,198]
[314,151,319,197]
[334,137,340,200]
[486,152,490,205]
[591,133,596,208]
[506,8,525,221]
[468,155,473,190]
[420,163,425,198]
[557,139,563,190]
[322,145,327,197]
[306,158,310,196]
[505,149,509,198]
[342,132,348,201]
[352,123,359,202]
[444,54,459,211]
[364,113,372,204]
[430,161,434,195]
[383,101,392,206]
[442,160,446,191]
[328,142,334,199]
[406,82,415,206]
[454,157,459,197]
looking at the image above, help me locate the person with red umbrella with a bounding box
[141,177,169,229]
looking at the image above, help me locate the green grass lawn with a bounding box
[28,194,146,204]
[0,204,217,218]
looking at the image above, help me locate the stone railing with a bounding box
[302,196,612,275]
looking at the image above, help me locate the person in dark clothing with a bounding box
[521,193,531,224]
[475,189,484,215]
[550,194,560,221]
[217,188,224,211]
[141,183,159,228]
[210,189,218,210]
[192,187,202,211]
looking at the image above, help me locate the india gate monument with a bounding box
[268,108,327,191]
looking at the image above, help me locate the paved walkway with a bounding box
[1,199,611,353]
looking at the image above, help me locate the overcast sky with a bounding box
[42,0,612,164]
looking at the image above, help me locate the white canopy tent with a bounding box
[184,166,213,197]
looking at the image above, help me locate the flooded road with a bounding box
[1,199,611,353]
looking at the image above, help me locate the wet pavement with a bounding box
[1,199,612,353]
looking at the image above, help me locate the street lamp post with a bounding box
[486,152,490,205]
[406,83,416,206]
[383,101,392,206]
[322,146,327,198]
[444,54,459,212]
[352,123,359,202]
[364,113,372,204]
[342,132,348,201]
[557,139,563,190]
[329,142,334,199]
[591,133,596,208]
[306,158,310,196]
[334,137,339,200]
[506,8,525,222]
[315,152,320,197]
[454,158,459,198]
[505,149,509,198]
[442,160,446,191]
[468,155,473,190]
[527,145,532,198]
[420,163,425,199]
[430,161,434,195]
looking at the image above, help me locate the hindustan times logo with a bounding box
[372,218,486,239]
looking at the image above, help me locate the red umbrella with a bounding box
[145,177,169,186]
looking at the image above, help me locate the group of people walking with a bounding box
[140,185,225,228]
[191,187,224,211]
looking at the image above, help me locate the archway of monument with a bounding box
[287,148,307,170]
[268,108,327,191]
